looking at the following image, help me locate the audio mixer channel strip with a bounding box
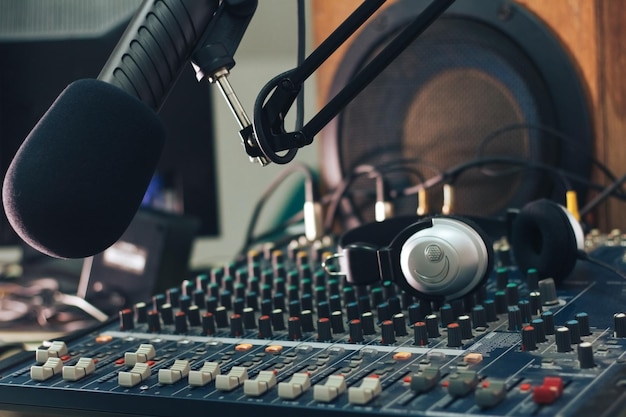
[1,232,626,417]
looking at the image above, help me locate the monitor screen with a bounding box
[0,0,220,248]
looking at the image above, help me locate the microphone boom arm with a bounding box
[251,0,456,165]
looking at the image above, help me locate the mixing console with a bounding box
[0,230,625,417]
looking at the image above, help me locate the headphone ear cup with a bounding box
[511,199,583,282]
[397,216,494,301]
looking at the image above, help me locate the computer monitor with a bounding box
[0,0,220,248]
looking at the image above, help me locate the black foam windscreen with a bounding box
[2,79,165,259]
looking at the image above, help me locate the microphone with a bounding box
[2,0,219,259]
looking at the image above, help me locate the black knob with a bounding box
[300,309,315,332]
[349,319,364,343]
[381,320,396,345]
[288,317,302,340]
[566,319,581,344]
[134,302,147,324]
[243,307,256,329]
[507,306,523,331]
[471,305,487,328]
[541,310,555,335]
[161,303,174,325]
[331,311,345,334]
[575,312,591,336]
[425,314,440,338]
[174,311,188,334]
[555,326,572,352]
[215,306,229,328]
[413,322,428,346]
[119,308,134,331]
[202,312,215,335]
[577,342,595,368]
[393,313,408,337]
[317,317,332,341]
[439,304,454,327]
[614,312,626,338]
[458,315,473,339]
[148,310,161,332]
[361,312,376,335]
[230,313,244,337]
[258,315,273,338]
[531,318,547,343]
[188,305,201,327]
[271,309,285,331]
[446,323,462,348]
[521,325,537,351]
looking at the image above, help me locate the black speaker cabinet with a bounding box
[77,209,199,315]
[318,0,593,226]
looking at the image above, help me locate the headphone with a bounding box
[329,199,584,302]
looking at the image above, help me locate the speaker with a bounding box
[317,0,593,227]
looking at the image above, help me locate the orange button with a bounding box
[265,345,283,354]
[235,343,253,352]
[393,352,412,361]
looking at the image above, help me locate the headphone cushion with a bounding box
[511,199,579,281]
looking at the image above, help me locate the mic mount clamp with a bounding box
[191,0,270,165]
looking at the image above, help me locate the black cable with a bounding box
[295,0,306,131]
[475,122,625,197]
[580,172,626,217]
[237,162,317,257]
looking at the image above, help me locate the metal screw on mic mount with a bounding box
[208,68,269,166]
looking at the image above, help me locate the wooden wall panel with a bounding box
[311,0,625,231]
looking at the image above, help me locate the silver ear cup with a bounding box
[399,217,490,300]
